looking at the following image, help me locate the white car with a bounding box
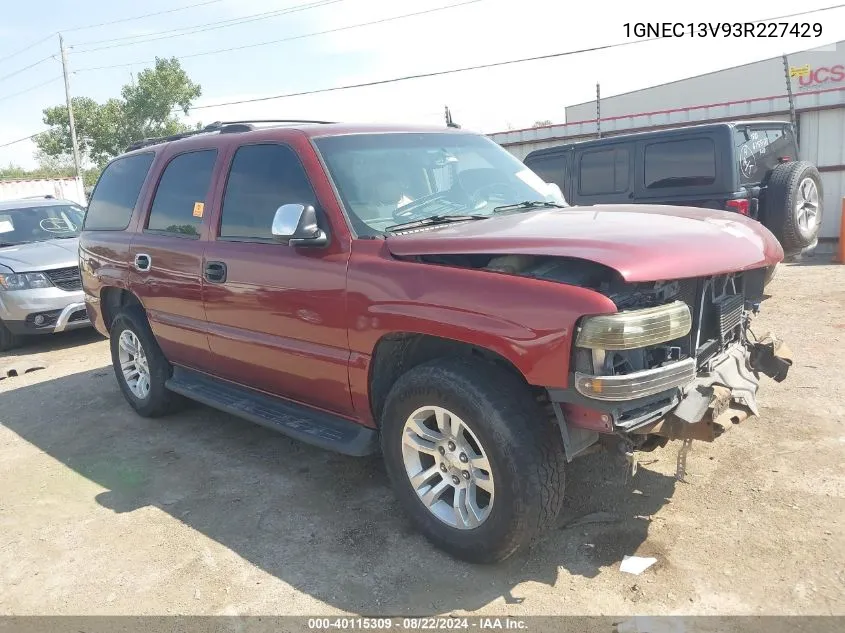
[0,197,90,350]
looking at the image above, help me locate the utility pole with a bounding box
[782,53,799,150]
[59,34,83,189]
[596,83,602,139]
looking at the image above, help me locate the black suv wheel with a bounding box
[764,161,823,253]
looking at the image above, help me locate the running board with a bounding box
[165,366,379,456]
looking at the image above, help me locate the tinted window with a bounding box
[644,138,716,189]
[579,148,629,195]
[526,154,570,199]
[219,144,317,240]
[84,153,154,231]
[735,126,797,184]
[146,150,217,237]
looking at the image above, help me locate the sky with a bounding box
[1,0,845,168]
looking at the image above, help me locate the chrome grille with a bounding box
[44,266,82,292]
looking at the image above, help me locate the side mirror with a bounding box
[271,204,328,247]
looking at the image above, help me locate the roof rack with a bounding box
[219,119,336,126]
[124,119,335,152]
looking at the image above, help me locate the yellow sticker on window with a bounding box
[192,202,205,218]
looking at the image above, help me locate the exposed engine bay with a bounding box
[413,252,793,468]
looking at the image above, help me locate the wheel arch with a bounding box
[368,332,534,427]
[100,287,144,332]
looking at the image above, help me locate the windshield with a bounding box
[0,204,84,246]
[313,133,566,236]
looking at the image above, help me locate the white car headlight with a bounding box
[0,272,52,291]
[576,300,692,350]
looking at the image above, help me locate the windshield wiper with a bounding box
[386,214,488,233]
[492,200,567,214]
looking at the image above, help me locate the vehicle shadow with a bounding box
[0,328,104,360]
[2,368,677,614]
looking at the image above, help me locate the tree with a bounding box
[0,161,102,189]
[532,120,553,128]
[36,57,201,168]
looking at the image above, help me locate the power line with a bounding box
[185,2,845,110]
[0,33,55,65]
[0,0,227,65]
[0,131,47,150]
[191,42,643,110]
[75,0,483,72]
[63,0,227,33]
[0,75,63,104]
[0,54,56,84]
[4,2,844,148]
[71,0,346,52]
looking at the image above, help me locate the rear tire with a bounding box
[0,319,20,353]
[764,161,823,253]
[109,306,179,417]
[380,357,566,564]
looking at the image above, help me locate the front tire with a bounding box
[380,357,566,564]
[109,306,178,417]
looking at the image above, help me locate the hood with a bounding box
[385,205,784,282]
[0,238,80,273]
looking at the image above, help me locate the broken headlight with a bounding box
[575,301,692,350]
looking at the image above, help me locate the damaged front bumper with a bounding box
[634,335,792,443]
[548,334,793,461]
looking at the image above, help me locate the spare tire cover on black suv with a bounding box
[763,161,823,252]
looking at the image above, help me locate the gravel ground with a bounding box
[1,261,843,618]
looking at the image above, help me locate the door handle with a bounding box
[134,253,152,272]
[204,261,227,283]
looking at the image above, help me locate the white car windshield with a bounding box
[313,133,566,235]
[0,204,85,246]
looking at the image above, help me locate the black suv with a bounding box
[523,121,822,258]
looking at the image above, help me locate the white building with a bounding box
[490,40,845,241]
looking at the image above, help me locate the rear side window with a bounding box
[84,153,154,231]
[735,126,797,185]
[146,150,217,237]
[644,138,716,189]
[579,148,629,195]
[525,154,570,200]
[219,144,316,241]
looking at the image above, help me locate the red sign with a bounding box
[797,64,845,88]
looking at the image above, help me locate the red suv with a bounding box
[80,120,792,563]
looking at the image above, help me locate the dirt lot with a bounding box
[1,261,843,618]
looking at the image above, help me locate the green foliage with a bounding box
[35,57,201,168]
[164,224,199,236]
[0,162,100,188]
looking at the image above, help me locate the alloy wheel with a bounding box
[401,405,494,529]
[118,329,150,399]
[795,177,820,234]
